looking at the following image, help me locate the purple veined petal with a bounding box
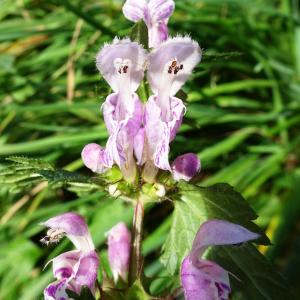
[44,279,69,300]
[147,36,201,97]
[144,96,170,171]
[144,96,185,172]
[190,220,260,266]
[41,212,95,252]
[96,38,147,93]
[72,250,99,293]
[148,0,175,22]
[107,223,132,282]
[134,128,146,166]
[181,255,231,300]
[168,96,185,139]
[51,250,81,280]
[171,153,201,181]
[102,92,143,134]
[122,0,148,23]
[103,93,143,182]
[81,143,110,174]
[148,21,169,48]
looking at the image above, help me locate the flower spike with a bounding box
[143,37,201,179]
[83,38,147,182]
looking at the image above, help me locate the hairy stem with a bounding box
[129,200,144,285]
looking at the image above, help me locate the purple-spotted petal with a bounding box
[41,212,95,252]
[44,279,68,300]
[96,38,146,93]
[81,143,110,174]
[171,153,201,181]
[190,220,260,265]
[107,223,131,282]
[181,256,230,300]
[148,36,201,96]
[52,250,81,280]
[73,250,99,292]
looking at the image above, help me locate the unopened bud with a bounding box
[171,153,201,181]
[107,223,131,283]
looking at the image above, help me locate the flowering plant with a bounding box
[0,1,291,300]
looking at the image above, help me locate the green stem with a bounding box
[129,200,144,285]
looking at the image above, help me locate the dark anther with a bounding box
[171,60,177,68]
[180,64,183,70]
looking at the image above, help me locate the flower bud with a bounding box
[81,143,107,174]
[107,223,131,282]
[171,153,201,181]
[108,183,122,197]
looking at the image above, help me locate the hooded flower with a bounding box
[82,38,146,182]
[107,222,132,282]
[41,212,99,300]
[180,220,259,300]
[143,36,201,181]
[171,153,201,181]
[123,0,175,48]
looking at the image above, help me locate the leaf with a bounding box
[0,156,100,194]
[160,182,292,299]
[130,20,148,49]
[208,245,293,300]
[38,169,91,188]
[161,182,268,274]
[66,286,95,300]
[125,280,151,300]
[6,156,54,169]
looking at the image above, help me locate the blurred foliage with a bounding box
[0,0,300,299]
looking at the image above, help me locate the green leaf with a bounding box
[130,20,148,49]
[161,182,268,274]
[0,156,100,194]
[160,182,291,299]
[125,280,151,300]
[208,245,292,300]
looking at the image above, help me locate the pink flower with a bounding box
[107,223,132,282]
[181,220,259,300]
[123,0,175,48]
[143,36,201,182]
[41,213,99,300]
[82,38,146,182]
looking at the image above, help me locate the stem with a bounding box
[129,200,144,285]
[96,279,102,299]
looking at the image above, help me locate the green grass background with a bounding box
[0,0,300,299]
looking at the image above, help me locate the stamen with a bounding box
[114,58,132,75]
[166,59,184,75]
[40,228,66,245]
